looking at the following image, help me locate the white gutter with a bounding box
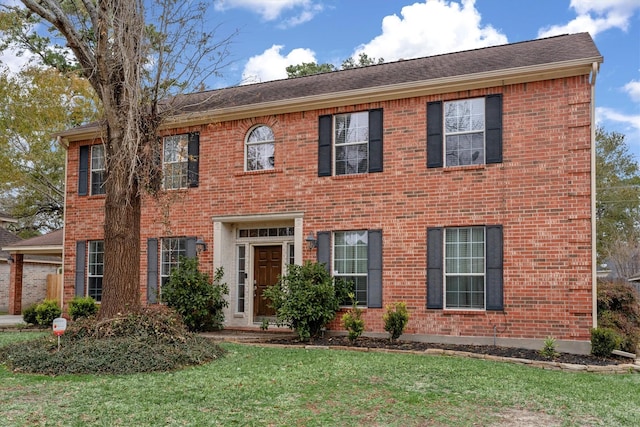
[590,61,599,329]
[61,135,69,307]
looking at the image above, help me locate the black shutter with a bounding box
[75,241,86,297]
[367,229,383,308]
[427,102,443,168]
[426,227,444,309]
[78,145,89,195]
[147,238,158,304]
[368,109,383,173]
[318,115,332,177]
[186,237,197,258]
[485,94,503,164]
[485,225,504,310]
[188,133,199,187]
[317,231,330,273]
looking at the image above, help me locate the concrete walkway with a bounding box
[0,315,24,326]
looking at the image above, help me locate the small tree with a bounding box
[342,292,365,343]
[162,258,229,332]
[68,296,99,320]
[264,261,349,342]
[383,302,409,342]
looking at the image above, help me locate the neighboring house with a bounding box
[1,225,63,313]
[58,33,602,354]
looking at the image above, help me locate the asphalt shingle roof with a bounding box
[171,32,602,113]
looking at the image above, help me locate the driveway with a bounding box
[0,315,25,326]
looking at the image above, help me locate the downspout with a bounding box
[58,136,69,310]
[589,62,599,329]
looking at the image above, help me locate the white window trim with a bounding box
[245,125,275,172]
[87,240,104,302]
[443,226,486,311]
[90,144,105,195]
[443,97,486,167]
[162,134,189,189]
[333,230,368,306]
[333,112,369,176]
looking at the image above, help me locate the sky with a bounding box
[1,0,639,158]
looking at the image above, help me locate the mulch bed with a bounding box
[264,335,632,366]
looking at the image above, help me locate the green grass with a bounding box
[1,334,639,426]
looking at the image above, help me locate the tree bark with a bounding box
[21,0,147,319]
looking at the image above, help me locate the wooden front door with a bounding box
[253,246,281,318]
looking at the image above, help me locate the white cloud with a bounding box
[241,44,316,84]
[538,0,640,38]
[0,48,34,74]
[597,106,640,133]
[624,80,640,102]
[214,0,322,25]
[353,0,508,62]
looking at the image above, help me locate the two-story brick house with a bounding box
[58,33,602,354]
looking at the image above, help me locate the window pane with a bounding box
[247,125,274,143]
[444,98,486,167]
[90,145,106,195]
[334,231,368,304]
[334,112,369,176]
[247,142,275,171]
[445,227,485,309]
[163,135,189,189]
[87,240,104,302]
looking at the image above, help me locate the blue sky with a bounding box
[2,0,639,158]
[206,0,640,159]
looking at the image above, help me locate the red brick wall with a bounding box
[63,75,594,341]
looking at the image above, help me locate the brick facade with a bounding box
[60,34,601,353]
[0,261,59,312]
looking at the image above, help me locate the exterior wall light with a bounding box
[195,238,207,253]
[305,232,317,250]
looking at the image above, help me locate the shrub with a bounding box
[591,327,622,357]
[263,261,350,342]
[68,296,99,320]
[34,299,62,327]
[162,258,229,332]
[342,293,365,342]
[383,302,409,341]
[0,307,225,375]
[539,336,559,359]
[597,279,640,353]
[22,304,38,325]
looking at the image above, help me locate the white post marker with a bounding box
[52,317,67,351]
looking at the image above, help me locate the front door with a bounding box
[253,246,281,319]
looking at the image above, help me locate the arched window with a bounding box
[246,125,275,171]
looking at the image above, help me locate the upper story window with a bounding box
[246,125,275,171]
[334,112,369,175]
[318,109,383,177]
[444,98,485,166]
[90,145,105,195]
[162,133,200,190]
[427,95,502,168]
[163,135,188,189]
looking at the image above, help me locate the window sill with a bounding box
[330,173,370,181]
[235,168,283,177]
[441,309,487,316]
[442,164,486,173]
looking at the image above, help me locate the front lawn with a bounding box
[1,334,639,426]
